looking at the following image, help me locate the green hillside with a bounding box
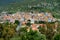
[0,0,60,18]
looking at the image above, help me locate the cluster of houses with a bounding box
[0,11,56,23]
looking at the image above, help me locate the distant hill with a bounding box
[0,0,60,13]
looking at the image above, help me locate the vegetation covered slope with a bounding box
[0,0,60,18]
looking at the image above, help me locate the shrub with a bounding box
[38,21,46,24]
[53,33,60,40]
[14,20,20,25]
[38,26,46,34]
[34,21,38,24]
[26,20,31,26]
[57,22,60,33]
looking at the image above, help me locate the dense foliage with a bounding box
[0,22,17,40]
[0,21,60,40]
[11,27,46,40]
[53,33,60,40]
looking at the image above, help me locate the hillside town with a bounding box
[0,11,56,23]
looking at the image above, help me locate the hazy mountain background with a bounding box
[0,0,24,6]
